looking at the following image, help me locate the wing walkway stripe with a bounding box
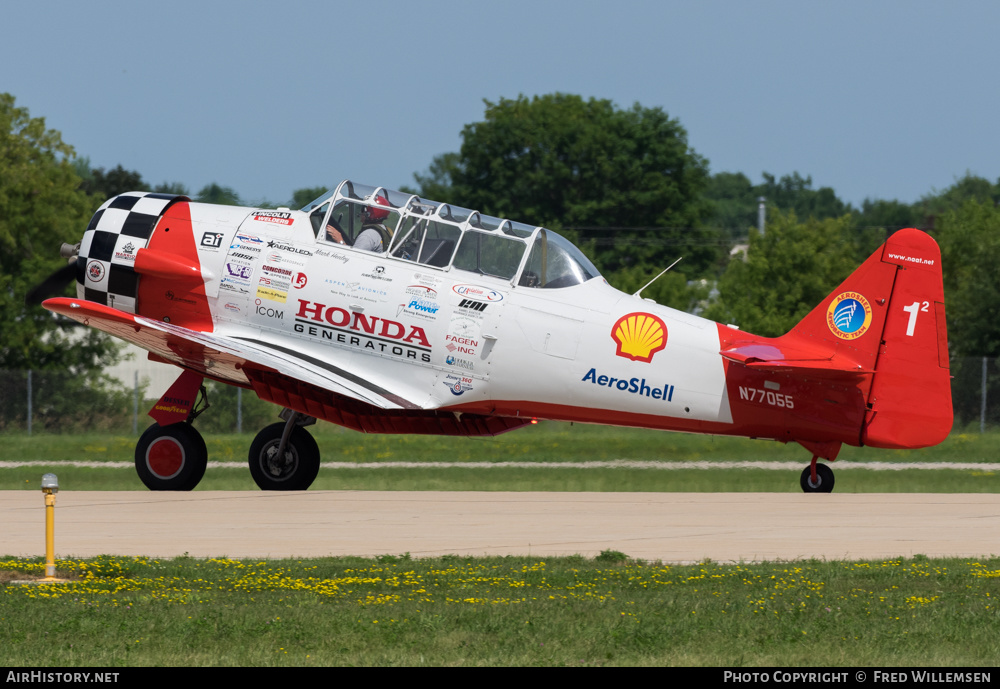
[1,460,996,470]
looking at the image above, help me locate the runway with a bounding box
[3,491,998,562]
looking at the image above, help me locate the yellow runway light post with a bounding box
[40,473,67,583]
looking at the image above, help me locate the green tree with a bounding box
[413,94,719,275]
[704,171,759,239]
[290,186,330,209]
[918,173,1000,229]
[928,198,1000,427]
[854,198,921,231]
[79,163,147,199]
[704,210,859,337]
[705,171,853,242]
[757,172,850,220]
[936,199,1000,357]
[153,181,189,196]
[0,93,118,371]
[195,183,241,205]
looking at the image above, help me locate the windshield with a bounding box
[299,190,334,213]
[518,229,601,288]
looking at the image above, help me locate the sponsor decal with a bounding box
[611,312,667,363]
[827,291,873,340]
[266,250,306,267]
[254,298,283,319]
[442,374,474,396]
[267,240,311,256]
[258,275,290,290]
[153,404,188,415]
[446,314,481,354]
[200,232,225,249]
[262,264,292,278]
[153,395,193,416]
[445,334,479,354]
[225,263,253,280]
[86,260,105,282]
[324,278,388,303]
[223,302,243,314]
[458,298,487,313]
[582,368,675,402]
[235,232,262,244]
[228,251,257,261]
[253,211,293,226]
[405,284,438,299]
[256,286,287,303]
[292,272,308,289]
[397,298,439,320]
[446,355,475,372]
[361,265,392,282]
[114,242,136,261]
[220,281,250,294]
[294,299,432,362]
[165,290,197,305]
[452,284,504,301]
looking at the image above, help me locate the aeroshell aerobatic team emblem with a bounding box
[826,291,873,340]
[611,312,668,363]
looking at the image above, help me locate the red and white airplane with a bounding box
[37,180,953,492]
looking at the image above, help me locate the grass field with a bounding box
[3,425,997,667]
[2,422,998,492]
[2,553,997,666]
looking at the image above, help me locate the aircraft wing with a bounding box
[42,297,420,411]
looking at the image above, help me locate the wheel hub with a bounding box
[262,442,297,479]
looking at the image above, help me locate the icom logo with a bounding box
[255,299,283,319]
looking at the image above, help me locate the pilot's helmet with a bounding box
[362,194,391,223]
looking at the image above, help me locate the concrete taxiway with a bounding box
[2,491,998,562]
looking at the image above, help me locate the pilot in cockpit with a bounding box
[326,194,394,252]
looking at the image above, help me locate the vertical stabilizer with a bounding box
[863,228,952,448]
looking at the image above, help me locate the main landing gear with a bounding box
[248,409,320,491]
[800,457,835,493]
[135,421,208,491]
[135,382,211,491]
[137,377,321,491]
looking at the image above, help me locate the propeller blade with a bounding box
[26,262,77,306]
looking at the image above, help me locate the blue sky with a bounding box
[4,0,998,208]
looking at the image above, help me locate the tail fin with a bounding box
[783,228,952,448]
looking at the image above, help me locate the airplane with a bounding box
[31,179,953,493]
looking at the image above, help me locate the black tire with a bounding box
[248,422,320,491]
[800,463,835,493]
[135,422,208,491]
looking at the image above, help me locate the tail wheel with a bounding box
[248,422,320,491]
[800,463,835,493]
[135,423,208,491]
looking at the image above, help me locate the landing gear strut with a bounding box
[248,410,320,491]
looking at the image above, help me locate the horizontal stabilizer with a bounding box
[720,345,872,379]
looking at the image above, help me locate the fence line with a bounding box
[1,358,997,435]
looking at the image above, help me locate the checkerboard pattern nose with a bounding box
[77,192,186,311]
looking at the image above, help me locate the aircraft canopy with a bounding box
[300,180,601,289]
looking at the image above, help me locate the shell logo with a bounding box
[611,312,667,363]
